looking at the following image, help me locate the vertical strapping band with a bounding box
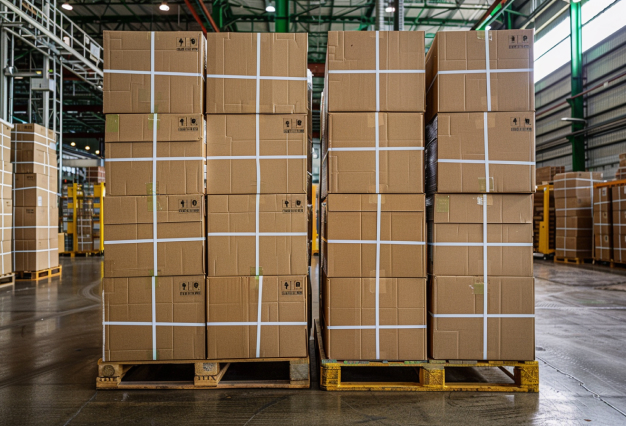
[484,112,490,193]
[375,193,381,359]
[150,31,155,113]
[375,31,380,112]
[482,193,488,360]
[485,29,491,112]
[256,276,264,358]
[152,113,158,360]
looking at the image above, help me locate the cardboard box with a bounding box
[104,221,205,278]
[555,197,592,217]
[14,238,58,271]
[323,113,424,196]
[321,273,426,360]
[12,123,57,176]
[0,161,12,199]
[425,112,535,193]
[425,30,534,122]
[14,207,58,240]
[612,185,626,211]
[613,232,626,263]
[428,194,533,277]
[325,31,425,112]
[206,194,308,277]
[322,194,426,278]
[86,166,106,183]
[0,199,12,239]
[206,33,308,114]
[0,119,11,163]
[536,166,564,184]
[105,114,205,196]
[103,31,205,114]
[553,172,602,199]
[206,276,308,359]
[58,233,65,253]
[428,275,535,360]
[103,276,206,361]
[556,216,592,237]
[594,234,612,261]
[104,195,204,225]
[0,240,11,274]
[13,173,57,207]
[206,114,309,194]
[556,236,592,258]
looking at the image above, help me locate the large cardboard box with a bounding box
[536,166,564,184]
[206,276,308,359]
[104,195,205,277]
[428,194,533,277]
[14,237,59,271]
[13,173,57,207]
[593,187,612,237]
[612,185,626,211]
[12,123,57,175]
[322,113,424,197]
[553,172,602,199]
[325,31,425,112]
[425,30,534,121]
[322,194,426,278]
[103,276,206,361]
[429,275,535,360]
[555,197,593,217]
[206,114,309,194]
[0,119,11,164]
[0,240,10,274]
[0,161,12,199]
[425,112,535,193]
[556,236,592,258]
[613,232,626,263]
[0,199,12,240]
[103,31,205,114]
[207,194,308,277]
[556,216,592,237]
[206,33,308,114]
[594,234,612,261]
[105,114,205,196]
[14,207,58,240]
[321,273,426,360]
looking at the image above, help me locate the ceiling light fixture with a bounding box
[70,141,76,147]
[85,145,90,151]
[61,2,73,10]
[385,6,395,12]
[159,1,169,11]
[266,2,276,12]
[95,150,100,155]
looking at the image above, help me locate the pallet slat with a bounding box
[15,265,62,281]
[0,273,15,287]
[315,320,538,392]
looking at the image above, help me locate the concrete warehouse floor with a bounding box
[1,258,626,425]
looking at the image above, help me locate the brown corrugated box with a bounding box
[206,33,308,114]
[206,276,308,359]
[0,240,10,273]
[323,113,424,197]
[207,194,308,277]
[556,217,592,237]
[612,185,626,211]
[325,31,425,113]
[14,237,59,271]
[322,194,426,278]
[425,112,535,193]
[613,232,626,263]
[14,207,58,240]
[103,276,206,361]
[553,172,602,199]
[536,166,564,184]
[103,31,205,114]
[321,272,426,360]
[103,195,205,277]
[105,114,205,196]
[428,194,533,277]
[555,197,592,217]
[593,187,612,236]
[425,30,534,122]
[428,275,535,360]
[206,114,309,194]
[0,162,12,199]
[0,199,12,240]
[13,173,57,207]
[594,234,612,261]
[12,123,57,176]
[556,237,592,258]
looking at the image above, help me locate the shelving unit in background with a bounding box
[61,183,104,256]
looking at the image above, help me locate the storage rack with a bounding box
[61,182,104,255]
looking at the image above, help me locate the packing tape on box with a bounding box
[327,31,425,111]
[325,194,426,359]
[104,32,205,114]
[428,194,533,359]
[426,29,533,111]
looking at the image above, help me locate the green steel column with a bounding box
[276,0,289,32]
[212,0,224,30]
[569,1,585,172]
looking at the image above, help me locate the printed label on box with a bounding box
[283,118,305,133]
[178,198,201,213]
[179,280,202,296]
[281,279,304,295]
[176,37,199,51]
[282,198,304,213]
[178,116,199,131]
[508,34,531,49]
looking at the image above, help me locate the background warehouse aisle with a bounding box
[1,258,626,424]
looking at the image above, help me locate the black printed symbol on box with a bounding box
[295,281,301,288]
[190,117,197,125]
[179,117,187,127]
[296,200,301,207]
[524,117,532,127]
[284,281,290,290]
[284,200,290,208]
[295,119,304,129]
[284,119,291,129]
[522,35,529,43]
[182,282,188,291]
[509,35,517,44]
[178,38,185,48]
[193,281,199,290]
[510,117,520,127]
[192,199,198,207]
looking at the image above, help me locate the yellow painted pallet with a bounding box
[554,256,592,265]
[97,355,310,390]
[315,320,538,392]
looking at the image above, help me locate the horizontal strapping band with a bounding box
[206,155,306,160]
[208,232,307,237]
[106,156,204,162]
[328,69,425,74]
[12,161,58,169]
[427,68,534,94]
[328,239,425,245]
[206,74,307,81]
[11,131,56,143]
[0,118,14,129]
[104,321,205,327]
[428,312,535,318]
[104,69,204,78]
[557,227,593,230]
[14,226,58,229]
[13,186,58,194]
[428,242,532,247]
[329,147,424,152]
[327,325,426,330]
[14,248,58,253]
[104,237,205,245]
[438,159,534,165]
[206,321,307,326]
[556,207,592,211]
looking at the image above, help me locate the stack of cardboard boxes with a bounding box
[320,31,428,360]
[425,30,536,360]
[12,124,59,273]
[536,166,564,185]
[613,185,626,263]
[0,120,12,274]
[102,31,207,361]
[615,154,626,179]
[554,172,603,260]
[204,33,311,359]
[594,186,612,262]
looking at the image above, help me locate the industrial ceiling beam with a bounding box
[568,0,585,172]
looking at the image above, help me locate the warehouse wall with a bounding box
[536,26,626,178]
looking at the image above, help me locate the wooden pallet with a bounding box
[96,355,310,390]
[554,256,593,265]
[60,251,102,258]
[0,273,15,287]
[315,320,538,392]
[15,265,62,281]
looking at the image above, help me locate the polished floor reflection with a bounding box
[1,257,626,424]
